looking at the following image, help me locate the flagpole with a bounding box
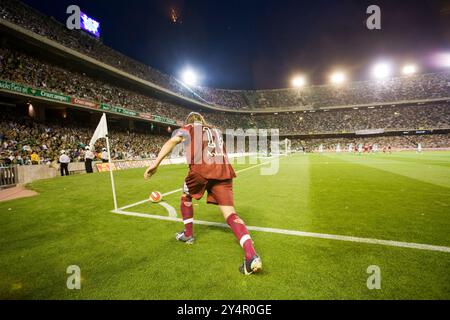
[90,113,117,211]
[106,134,118,211]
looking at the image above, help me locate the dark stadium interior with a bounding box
[15,0,450,89]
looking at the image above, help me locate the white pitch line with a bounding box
[158,201,177,218]
[117,158,279,211]
[112,209,450,254]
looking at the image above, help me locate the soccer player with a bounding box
[143,112,262,275]
[318,144,324,154]
[417,143,422,154]
[358,144,363,155]
[373,144,379,153]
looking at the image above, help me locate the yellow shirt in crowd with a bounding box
[31,153,40,163]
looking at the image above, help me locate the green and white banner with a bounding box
[0,79,179,126]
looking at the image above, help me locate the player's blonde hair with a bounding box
[185,112,208,126]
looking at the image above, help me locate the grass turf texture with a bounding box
[0,152,449,299]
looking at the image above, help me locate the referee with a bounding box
[84,146,95,173]
[59,150,71,176]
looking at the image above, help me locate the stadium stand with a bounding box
[0,111,167,166]
[0,0,450,167]
[194,72,450,110]
[0,0,200,102]
[1,0,449,111]
[1,45,449,134]
[0,46,191,122]
[290,134,450,152]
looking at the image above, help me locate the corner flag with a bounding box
[90,113,118,210]
[89,113,108,150]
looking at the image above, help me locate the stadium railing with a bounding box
[0,165,18,189]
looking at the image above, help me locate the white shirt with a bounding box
[85,150,95,160]
[101,151,108,160]
[59,154,71,164]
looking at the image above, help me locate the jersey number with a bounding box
[204,127,224,157]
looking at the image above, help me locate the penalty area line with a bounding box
[111,209,450,254]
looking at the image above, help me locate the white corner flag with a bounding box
[89,113,108,150]
[90,113,118,211]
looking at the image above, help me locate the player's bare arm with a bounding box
[144,136,184,180]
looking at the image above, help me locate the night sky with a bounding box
[21,0,450,89]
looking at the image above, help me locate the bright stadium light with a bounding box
[437,53,450,68]
[291,75,306,88]
[402,64,417,75]
[330,71,346,85]
[372,62,392,79]
[181,68,198,86]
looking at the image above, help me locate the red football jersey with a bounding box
[176,123,236,180]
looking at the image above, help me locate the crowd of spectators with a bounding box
[1,45,449,137]
[0,0,199,102]
[290,134,450,152]
[1,1,450,161]
[195,72,450,110]
[2,0,449,111]
[1,106,449,166]
[242,103,450,134]
[0,114,168,166]
[0,46,192,122]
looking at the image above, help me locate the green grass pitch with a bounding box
[1,152,449,299]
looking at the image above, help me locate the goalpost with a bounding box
[271,138,291,156]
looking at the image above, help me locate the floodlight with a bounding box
[330,71,346,84]
[402,64,417,75]
[181,69,198,86]
[291,75,306,88]
[372,62,391,79]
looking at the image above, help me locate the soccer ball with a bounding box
[149,191,163,203]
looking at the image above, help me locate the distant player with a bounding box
[144,112,262,275]
[358,144,363,155]
[417,143,422,153]
[318,144,324,154]
[363,144,369,153]
[336,143,341,153]
[373,144,379,153]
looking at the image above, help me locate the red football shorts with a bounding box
[183,171,234,206]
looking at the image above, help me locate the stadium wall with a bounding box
[17,164,58,185]
[14,153,255,185]
[16,162,90,185]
